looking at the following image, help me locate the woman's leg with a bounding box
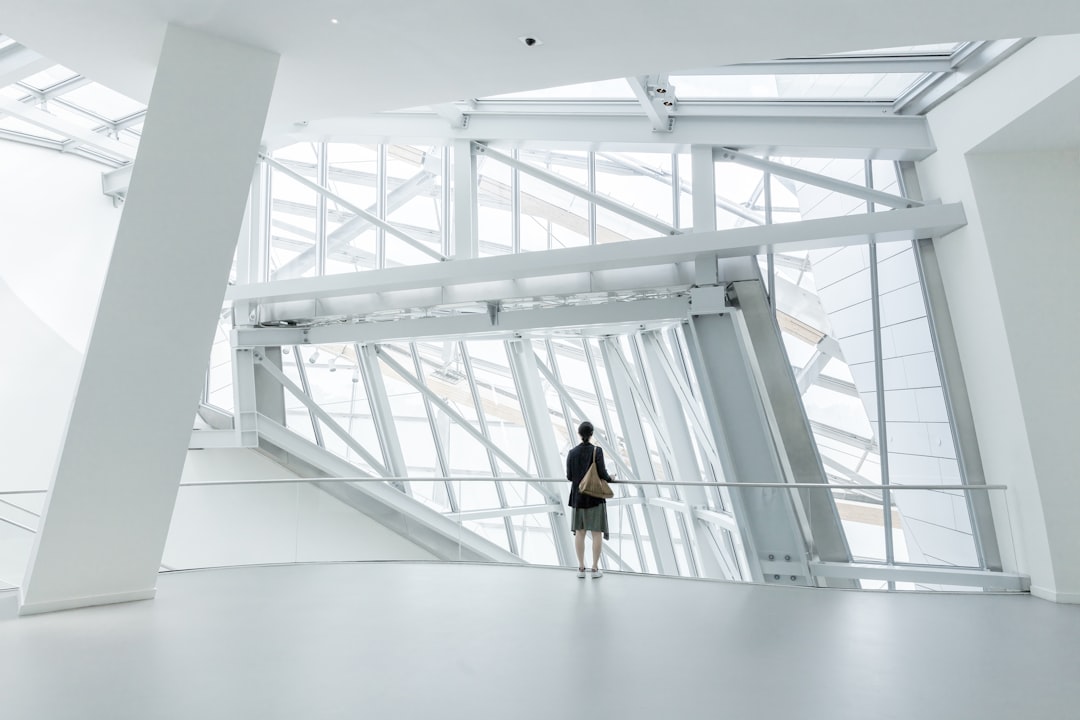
[590,530,603,571]
[574,529,586,570]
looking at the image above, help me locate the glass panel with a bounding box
[325,142,378,275]
[19,65,77,90]
[477,151,514,256]
[487,79,635,100]
[671,73,925,101]
[206,313,233,412]
[269,144,319,280]
[385,144,444,267]
[59,83,144,121]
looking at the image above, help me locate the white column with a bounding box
[452,139,478,259]
[917,35,1080,602]
[20,25,278,614]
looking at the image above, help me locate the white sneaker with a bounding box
[591,568,603,579]
[577,567,586,578]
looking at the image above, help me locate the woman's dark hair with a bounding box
[578,421,594,440]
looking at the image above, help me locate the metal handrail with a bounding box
[0,478,1007,493]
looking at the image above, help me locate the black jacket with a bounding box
[566,441,613,509]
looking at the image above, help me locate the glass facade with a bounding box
[0,31,1021,592]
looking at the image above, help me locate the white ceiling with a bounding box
[2,0,1080,139]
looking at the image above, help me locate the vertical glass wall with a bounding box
[227,141,987,585]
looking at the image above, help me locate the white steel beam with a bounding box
[505,339,575,566]
[234,297,691,347]
[717,147,921,209]
[476,143,679,236]
[600,338,680,575]
[690,55,954,75]
[448,504,563,522]
[252,350,390,476]
[228,203,965,306]
[640,332,733,579]
[262,154,445,263]
[452,139,478,258]
[256,417,521,564]
[376,348,568,515]
[357,344,409,492]
[460,343,516,553]
[894,39,1030,116]
[273,169,437,279]
[0,94,136,161]
[19,26,278,616]
[684,312,809,585]
[626,75,673,132]
[284,111,935,160]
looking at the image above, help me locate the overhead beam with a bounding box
[683,55,955,75]
[262,154,445,263]
[228,203,965,309]
[475,142,678,236]
[717,147,922,209]
[234,297,691,346]
[285,111,934,160]
[0,94,136,161]
[626,75,673,132]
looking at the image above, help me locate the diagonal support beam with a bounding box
[252,349,389,476]
[376,348,567,515]
[228,203,966,307]
[475,142,679,236]
[626,75,674,132]
[717,147,921,210]
[263,154,445,264]
[0,94,136,161]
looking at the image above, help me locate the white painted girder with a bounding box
[282,111,935,160]
[227,203,966,307]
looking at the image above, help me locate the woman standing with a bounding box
[566,421,614,578]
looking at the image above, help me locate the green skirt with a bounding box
[571,505,609,540]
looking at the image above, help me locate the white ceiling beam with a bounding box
[0,94,136,161]
[717,147,922,209]
[475,142,678,236]
[626,75,673,132]
[683,55,954,75]
[279,111,934,160]
[233,297,691,346]
[227,203,965,307]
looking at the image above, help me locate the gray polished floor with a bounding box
[1,562,1078,719]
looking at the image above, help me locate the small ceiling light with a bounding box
[309,350,320,364]
[654,86,667,94]
[351,366,361,383]
[518,36,541,47]
[662,100,674,107]
[330,18,339,24]
[328,356,338,372]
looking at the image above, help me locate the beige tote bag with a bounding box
[578,446,614,499]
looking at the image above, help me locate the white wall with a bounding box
[917,35,1080,601]
[964,150,1080,599]
[0,142,121,352]
[0,143,120,496]
[0,141,120,584]
[165,449,438,568]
